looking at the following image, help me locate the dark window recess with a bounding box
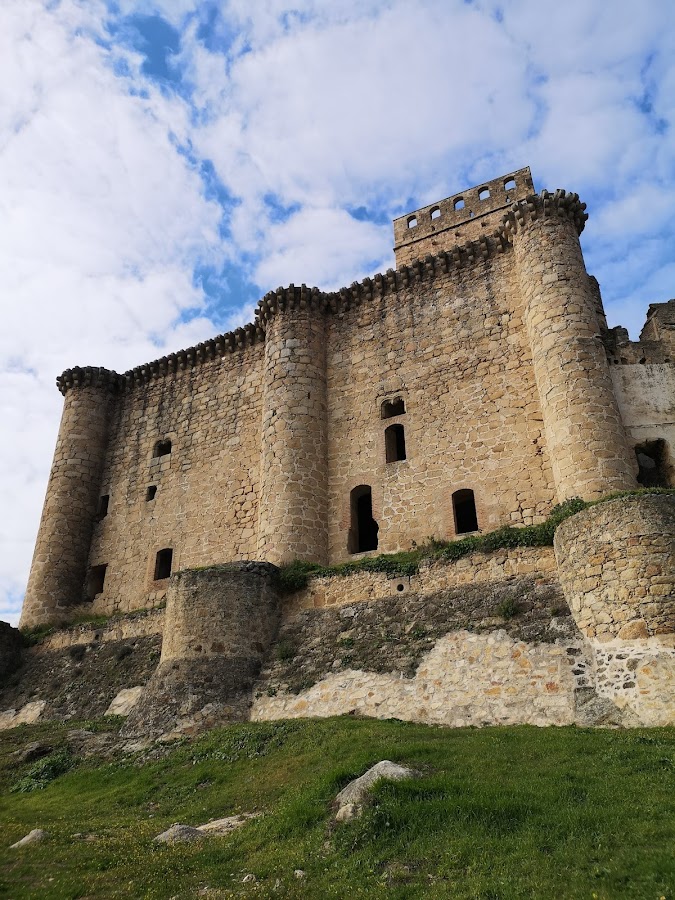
[349,486,379,554]
[381,397,405,419]
[154,548,173,580]
[385,424,406,463]
[96,494,109,519]
[635,439,672,488]
[453,489,478,534]
[85,564,107,601]
[153,439,172,458]
[146,485,157,501]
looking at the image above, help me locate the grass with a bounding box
[1,717,674,898]
[278,489,675,592]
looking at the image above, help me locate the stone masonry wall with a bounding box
[555,494,675,640]
[284,547,556,616]
[325,248,557,562]
[85,344,265,618]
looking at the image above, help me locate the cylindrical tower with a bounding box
[257,286,328,565]
[20,367,117,629]
[508,191,637,501]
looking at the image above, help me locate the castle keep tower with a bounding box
[21,369,116,628]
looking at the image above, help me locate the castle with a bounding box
[6,166,674,736]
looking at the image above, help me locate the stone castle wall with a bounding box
[19,168,673,649]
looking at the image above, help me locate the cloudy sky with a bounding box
[2,0,675,624]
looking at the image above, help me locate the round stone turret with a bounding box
[509,192,637,501]
[257,289,328,564]
[20,369,117,628]
[554,494,675,640]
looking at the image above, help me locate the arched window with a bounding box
[381,397,405,419]
[454,197,465,210]
[504,178,516,191]
[348,486,378,553]
[153,439,171,458]
[452,489,478,534]
[385,424,406,463]
[154,547,173,580]
[478,188,490,200]
[407,215,417,229]
[430,207,441,220]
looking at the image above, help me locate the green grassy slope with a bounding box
[1,718,674,899]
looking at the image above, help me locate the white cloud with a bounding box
[0,0,225,623]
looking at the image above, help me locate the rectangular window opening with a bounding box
[154,548,173,580]
[85,564,107,601]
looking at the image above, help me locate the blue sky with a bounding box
[1,0,675,624]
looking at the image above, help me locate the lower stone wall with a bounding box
[284,547,556,616]
[0,631,162,724]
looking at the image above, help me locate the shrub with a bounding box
[11,750,74,793]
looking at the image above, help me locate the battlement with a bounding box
[393,166,535,266]
[56,187,588,396]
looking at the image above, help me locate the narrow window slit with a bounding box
[385,424,406,463]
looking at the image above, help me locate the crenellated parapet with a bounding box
[498,189,588,240]
[55,186,592,400]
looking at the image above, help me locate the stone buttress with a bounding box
[20,369,117,629]
[507,192,638,501]
[257,288,329,565]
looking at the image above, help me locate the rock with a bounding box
[294,869,305,879]
[196,813,258,835]
[242,874,256,883]
[14,742,52,764]
[0,700,46,730]
[106,686,145,716]
[574,688,626,726]
[617,620,649,640]
[153,824,203,844]
[334,760,418,821]
[10,829,48,849]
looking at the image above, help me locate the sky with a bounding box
[1,0,675,625]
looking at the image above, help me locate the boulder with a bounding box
[10,829,48,849]
[334,760,418,821]
[105,686,144,717]
[196,813,258,835]
[153,824,203,844]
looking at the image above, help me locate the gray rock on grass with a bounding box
[334,760,418,822]
[10,829,49,849]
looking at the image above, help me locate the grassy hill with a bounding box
[1,717,674,899]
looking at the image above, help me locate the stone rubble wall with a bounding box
[554,494,675,640]
[252,631,583,728]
